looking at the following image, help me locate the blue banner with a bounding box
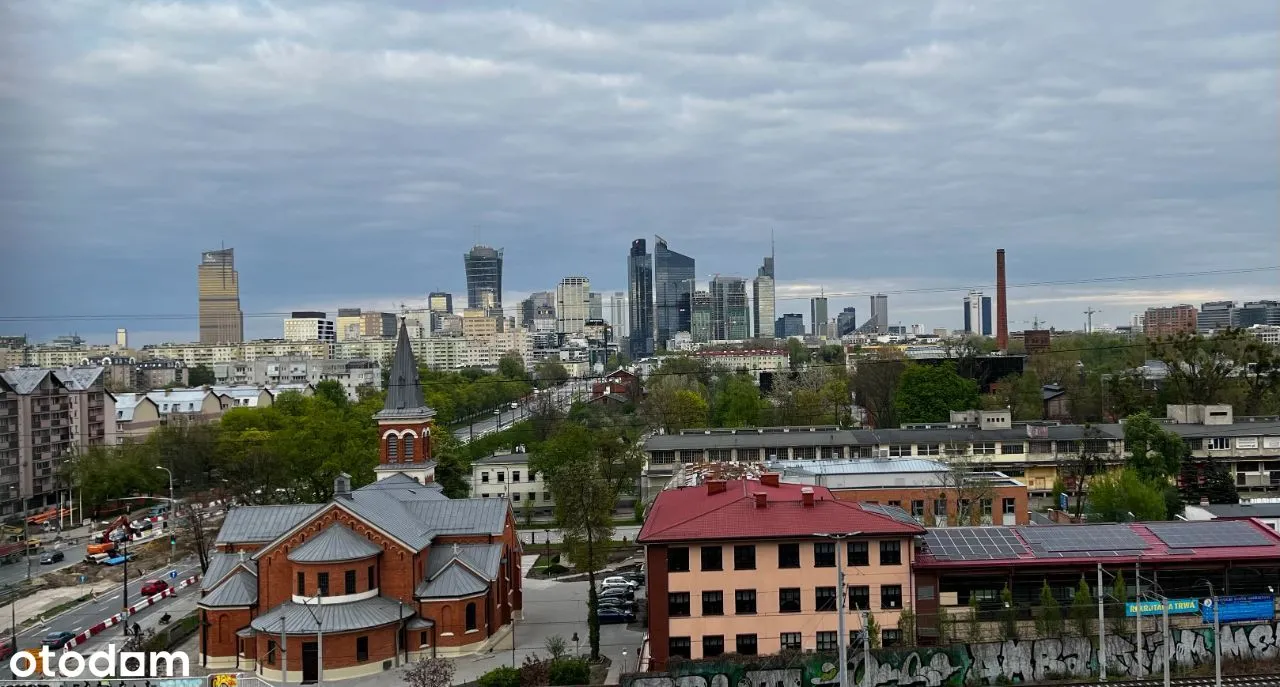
[1125,598,1199,617]
[1202,595,1276,623]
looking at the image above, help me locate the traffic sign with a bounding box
[168,569,178,579]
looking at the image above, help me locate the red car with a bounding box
[140,580,168,596]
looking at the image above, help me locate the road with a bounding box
[0,540,87,589]
[454,380,588,444]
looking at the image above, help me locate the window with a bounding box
[735,634,758,656]
[708,449,732,462]
[1003,498,1017,515]
[735,589,757,614]
[296,572,305,596]
[528,492,536,502]
[737,448,760,461]
[267,640,277,665]
[465,602,477,631]
[882,585,902,609]
[1029,440,1053,453]
[888,444,911,457]
[679,449,702,463]
[1057,441,1078,454]
[883,629,903,647]
[813,542,836,568]
[777,543,800,568]
[880,541,902,566]
[911,500,925,518]
[817,631,838,653]
[512,470,521,482]
[512,493,521,502]
[779,632,801,652]
[794,446,816,460]
[973,442,996,455]
[497,472,505,482]
[779,588,801,613]
[734,545,756,570]
[387,437,398,462]
[481,471,490,483]
[356,636,369,662]
[317,572,329,597]
[701,591,724,616]
[368,565,375,590]
[1001,442,1024,454]
[420,631,428,647]
[404,436,414,460]
[982,499,993,516]
[888,500,901,508]
[668,637,692,659]
[933,498,947,518]
[700,546,722,572]
[668,547,690,573]
[815,586,837,612]
[345,570,356,595]
[919,443,940,456]
[849,585,870,610]
[543,492,551,501]
[668,592,691,617]
[703,635,725,657]
[1207,437,1230,450]
[848,541,869,567]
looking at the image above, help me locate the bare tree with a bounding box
[401,656,455,687]
[936,444,997,526]
[180,504,216,573]
[1064,427,1118,521]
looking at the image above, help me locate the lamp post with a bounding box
[299,593,323,687]
[621,650,628,674]
[155,466,175,562]
[1198,580,1221,687]
[818,531,862,687]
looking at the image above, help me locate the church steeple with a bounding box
[373,319,436,483]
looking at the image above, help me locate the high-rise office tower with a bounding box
[428,292,453,314]
[1237,300,1280,327]
[776,313,805,338]
[654,236,695,346]
[556,277,591,335]
[588,292,604,321]
[870,294,888,334]
[963,290,993,336]
[752,247,776,339]
[518,291,555,329]
[810,297,829,337]
[709,276,749,341]
[609,292,628,338]
[836,307,858,337]
[627,239,655,359]
[463,245,503,315]
[690,290,713,343]
[1197,301,1236,333]
[198,248,244,344]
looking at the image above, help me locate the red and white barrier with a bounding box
[64,575,198,650]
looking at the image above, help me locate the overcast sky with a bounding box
[2,0,1277,345]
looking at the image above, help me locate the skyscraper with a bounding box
[836,307,858,337]
[198,248,244,344]
[810,297,828,337]
[752,248,775,339]
[519,291,555,329]
[556,277,591,335]
[428,292,453,314]
[463,245,503,315]
[709,277,749,341]
[690,290,713,343]
[627,239,654,359]
[869,294,889,334]
[776,313,804,338]
[654,236,695,346]
[609,292,628,338]
[588,292,604,321]
[963,290,993,336]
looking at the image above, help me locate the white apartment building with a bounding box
[692,348,789,382]
[283,313,336,343]
[212,357,382,400]
[141,340,331,367]
[469,450,554,516]
[556,277,591,335]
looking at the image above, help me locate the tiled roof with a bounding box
[287,524,382,562]
[201,570,258,608]
[249,596,413,634]
[216,505,325,544]
[425,543,503,580]
[638,479,925,543]
[415,564,489,599]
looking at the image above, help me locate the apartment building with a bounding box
[213,357,382,400]
[1141,304,1198,339]
[0,367,115,515]
[141,340,331,368]
[469,450,553,516]
[692,349,788,383]
[639,476,923,667]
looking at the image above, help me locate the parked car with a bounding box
[598,585,633,596]
[601,576,638,589]
[0,640,13,661]
[42,631,75,649]
[596,608,635,625]
[140,580,169,596]
[39,550,64,564]
[597,599,635,612]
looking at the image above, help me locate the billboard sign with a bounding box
[1202,595,1276,624]
[1125,598,1199,617]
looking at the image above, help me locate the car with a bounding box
[41,632,75,649]
[510,401,519,409]
[39,550,64,564]
[0,640,14,661]
[596,608,635,625]
[140,580,169,596]
[598,586,633,597]
[597,599,635,612]
[601,576,638,588]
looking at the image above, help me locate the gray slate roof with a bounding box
[375,323,435,421]
[402,499,508,537]
[1198,503,1280,518]
[53,367,103,391]
[415,564,488,599]
[216,505,325,544]
[249,596,413,634]
[202,552,256,591]
[0,369,52,395]
[201,570,259,608]
[426,543,503,579]
[472,453,532,466]
[288,524,382,562]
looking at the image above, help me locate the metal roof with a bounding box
[249,596,414,634]
[288,524,383,562]
[402,499,508,537]
[1109,421,1280,439]
[644,425,1125,452]
[201,552,254,591]
[216,505,325,544]
[415,564,489,599]
[773,458,947,476]
[343,492,433,550]
[357,473,448,501]
[53,367,103,391]
[472,453,532,466]
[201,570,258,608]
[0,369,53,395]
[425,543,503,580]
[1197,503,1280,518]
[375,323,435,421]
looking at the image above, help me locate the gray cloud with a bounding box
[1,0,1276,344]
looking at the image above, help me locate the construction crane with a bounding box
[1083,308,1101,334]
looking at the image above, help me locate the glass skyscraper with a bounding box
[463,245,503,314]
[627,239,654,359]
[654,236,695,347]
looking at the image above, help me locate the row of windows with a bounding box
[479,491,551,502]
[386,435,416,462]
[479,470,540,483]
[668,541,902,573]
[297,566,375,597]
[651,440,1115,464]
[905,497,1018,518]
[669,630,905,658]
[668,585,902,617]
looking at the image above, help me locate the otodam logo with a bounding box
[9,646,190,679]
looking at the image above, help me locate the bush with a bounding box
[544,563,568,575]
[548,658,590,686]
[478,666,521,687]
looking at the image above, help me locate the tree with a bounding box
[786,338,811,370]
[865,613,881,649]
[1035,580,1063,637]
[180,503,216,573]
[1123,412,1187,481]
[641,387,708,433]
[430,431,472,499]
[188,364,215,386]
[535,361,570,388]
[935,453,997,526]
[498,353,528,381]
[402,656,455,687]
[549,456,618,660]
[710,373,767,428]
[987,371,1044,421]
[1071,577,1093,638]
[1087,470,1167,522]
[895,362,980,424]
[1000,584,1018,640]
[850,352,906,428]
[1153,332,1239,406]
[897,606,916,646]
[1065,426,1116,521]
[1179,459,1239,505]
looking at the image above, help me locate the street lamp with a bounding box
[1197,579,1222,687]
[155,466,175,562]
[817,531,863,687]
[621,650,628,674]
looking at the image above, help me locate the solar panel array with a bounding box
[1146,521,1274,549]
[1016,525,1149,553]
[924,528,1027,561]
[860,503,919,526]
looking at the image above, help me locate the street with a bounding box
[454,380,588,444]
[0,540,88,588]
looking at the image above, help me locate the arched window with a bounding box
[403,435,414,461]
[465,603,477,632]
[387,435,399,462]
[218,614,230,644]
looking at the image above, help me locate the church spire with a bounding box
[376,319,434,420]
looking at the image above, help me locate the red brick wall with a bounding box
[202,608,252,660]
[829,485,1030,525]
[645,545,669,670]
[417,594,490,646]
[294,560,380,597]
[253,627,398,672]
[378,420,435,465]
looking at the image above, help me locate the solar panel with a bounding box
[923,527,1027,561]
[860,502,919,526]
[1145,521,1274,549]
[1016,525,1148,553]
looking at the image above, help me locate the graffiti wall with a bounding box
[624,621,1280,687]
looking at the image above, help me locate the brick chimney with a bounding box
[706,480,727,496]
[754,492,768,508]
[801,487,815,508]
[760,473,780,487]
[996,248,1009,351]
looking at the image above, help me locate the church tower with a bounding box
[373,320,436,483]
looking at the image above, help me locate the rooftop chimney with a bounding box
[996,249,1009,351]
[706,479,727,496]
[801,487,815,508]
[754,492,768,509]
[760,473,780,487]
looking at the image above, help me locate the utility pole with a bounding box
[1083,308,1101,334]
[1097,564,1106,683]
[1200,580,1222,687]
[819,532,861,687]
[1134,559,1142,678]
